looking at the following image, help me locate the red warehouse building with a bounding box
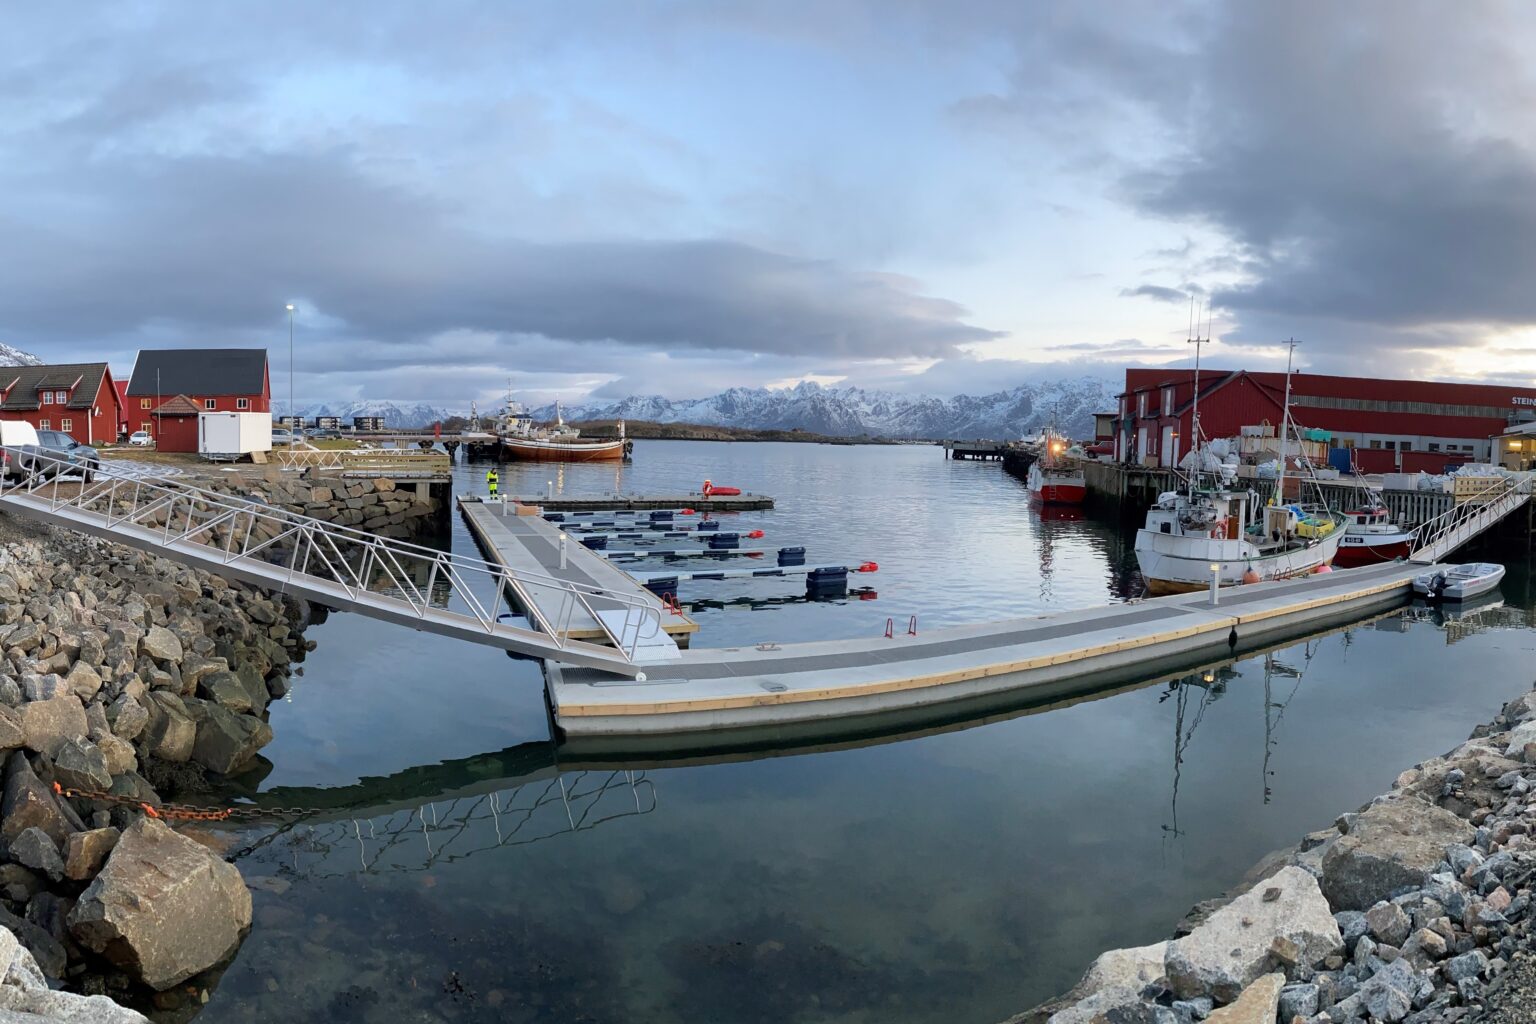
[0,363,123,445]
[125,348,271,447]
[1115,369,1536,474]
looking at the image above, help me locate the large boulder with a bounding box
[17,695,86,758]
[1165,866,1342,1002]
[0,922,146,1021]
[1034,941,1170,1024]
[0,752,83,848]
[139,626,183,664]
[53,737,112,794]
[68,817,251,990]
[141,692,194,762]
[184,699,272,775]
[1320,796,1475,911]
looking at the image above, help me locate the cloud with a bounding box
[1119,284,1190,305]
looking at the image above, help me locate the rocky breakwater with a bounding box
[0,521,312,1010]
[1016,681,1536,1024]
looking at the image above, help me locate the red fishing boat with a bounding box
[1332,502,1416,567]
[1026,433,1085,505]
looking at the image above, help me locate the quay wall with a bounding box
[213,471,450,540]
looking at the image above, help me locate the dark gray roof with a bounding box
[0,363,110,411]
[126,348,268,398]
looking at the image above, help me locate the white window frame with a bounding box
[1137,393,1147,416]
[41,392,52,405]
[37,419,49,430]
[204,398,216,411]
[236,397,249,410]
[1162,387,1173,415]
[60,418,72,433]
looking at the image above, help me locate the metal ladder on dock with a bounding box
[1410,476,1532,562]
[0,450,664,677]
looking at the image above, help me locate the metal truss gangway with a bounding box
[0,451,662,677]
[1410,475,1532,562]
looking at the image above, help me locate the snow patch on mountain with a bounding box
[298,400,461,429]
[532,377,1118,439]
[0,343,43,368]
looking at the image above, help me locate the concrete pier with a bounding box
[505,493,773,512]
[545,560,1435,748]
[943,439,1009,460]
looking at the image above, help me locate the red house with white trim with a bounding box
[124,349,271,445]
[0,363,123,445]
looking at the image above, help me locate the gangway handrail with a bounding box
[0,449,664,676]
[1409,475,1532,562]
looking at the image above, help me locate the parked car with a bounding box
[0,421,64,484]
[32,430,100,481]
[270,429,296,446]
[128,431,153,447]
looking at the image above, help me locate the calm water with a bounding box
[195,442,1536,1024]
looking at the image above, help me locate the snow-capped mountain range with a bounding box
[0,344,42,368]
[301,376,1118,438]
[530,376,1118,439]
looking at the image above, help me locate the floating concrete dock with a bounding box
[545,560,1438,749]
[460,498,699,648]
[507,493,773,512]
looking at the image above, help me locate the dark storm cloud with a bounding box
[0,151,998,362]
[1119,285,1188,305]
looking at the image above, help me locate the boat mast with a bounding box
[1274,338,1299,506]
[1187,296,1204,487]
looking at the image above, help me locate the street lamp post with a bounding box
[285,304,298,443]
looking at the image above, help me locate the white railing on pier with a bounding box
[0,450,663,677]
[269,446,449,475]
[1409,476,1532,562]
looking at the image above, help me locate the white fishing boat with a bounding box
[1412,562,1505,601]
[1133,333,1346,595]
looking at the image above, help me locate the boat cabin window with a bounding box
[1161,522,1172,534]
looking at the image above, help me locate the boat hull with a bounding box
[1136,527,1346,594]
[1031,483,1086,505]
[497,437,628,462]
[1333,533,1415,568]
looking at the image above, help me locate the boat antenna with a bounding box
[1274,338,1299,506]
[1188,296,1206,485]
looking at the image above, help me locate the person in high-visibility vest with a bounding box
[486,468,499,497]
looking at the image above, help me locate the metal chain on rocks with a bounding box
[51,782,317,824]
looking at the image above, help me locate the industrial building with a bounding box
[1114,368,1536,474]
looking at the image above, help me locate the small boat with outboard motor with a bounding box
[1412,562,1505,601]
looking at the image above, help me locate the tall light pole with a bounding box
[285,304,297,441]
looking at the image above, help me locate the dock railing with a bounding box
[0,449,664,676]
[1409,475,1532,562]
[270,446,451,477]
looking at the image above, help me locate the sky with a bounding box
[5,1,1536,412]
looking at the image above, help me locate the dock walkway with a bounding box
[545,560,1433,748]
[460,498,699,649]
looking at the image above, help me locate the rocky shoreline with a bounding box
[1015,679,1536,1024]
[0,513,314,1020]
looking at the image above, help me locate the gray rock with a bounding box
[184,698,272,775]
[0,864,40,904]
[1358,958,1418,1022]
[106,693,148,741]
[7,828,63,883]
[1043,941,1171,1024]
[19,674,68,702]
[139,626,183,663]
[16,694,86,758]
[96,733,136,776]
[53,737,112,793]
[1504,720,1536,757]
[68,816,252,990]
[1320,797,1476,911]
[0,921,146,1020]
[1279,983,1320,1021]
[0,904,65,981]
[1166,867,1343,1002]
[1445,844,1484,877]
[64,827,120,882]
[1444,950,1488,983]
[0,752,83,848]
[0,706,22,752]
[1336,910,1369,950]
[1170,998,1212,1021]
[141,691,194,762]
[1203,973,1284,1024]
[65,660,103,701]
[1366,901,1413,947]
[197,670,253,714]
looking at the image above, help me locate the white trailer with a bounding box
[199,412,273,459]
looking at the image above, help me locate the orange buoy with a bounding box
[1241,568,1261,584]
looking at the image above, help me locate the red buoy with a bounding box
[857,561,879,573]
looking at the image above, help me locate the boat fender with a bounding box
[1241,568,1261,584]
[1313,563,1332,574]
[857,561,879,572]
[1227,626,1238,648]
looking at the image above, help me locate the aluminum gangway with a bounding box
[1410,476,1532,562]
[0,451,664,678]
